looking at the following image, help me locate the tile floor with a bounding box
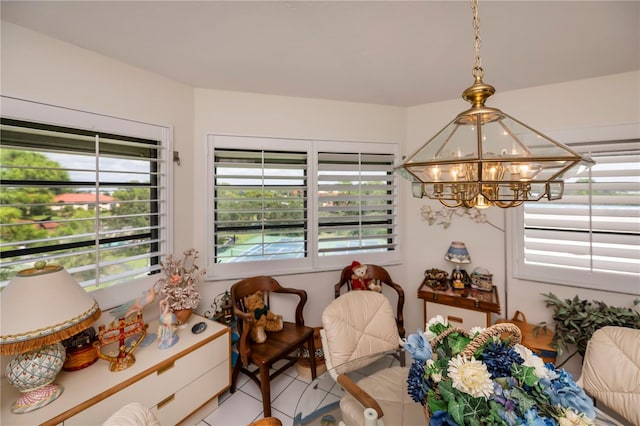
[197,360,343,426]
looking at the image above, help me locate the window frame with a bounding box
[206,134,401,280]
[512,137,640,295]
[0,96,173,303]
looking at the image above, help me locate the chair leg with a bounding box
[308,334,317,380]
[259,365,272,417]
[230,358,242,393]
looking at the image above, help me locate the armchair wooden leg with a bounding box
[259,365,272,417]
[308,334,317,380]
[230,359,242,393]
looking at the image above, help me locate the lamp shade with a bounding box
[0,263,101,356]
[444,241,471,264]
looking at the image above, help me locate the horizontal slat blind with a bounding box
[0,117,167,289]
[522,140,640,280]
[213,149,307,263]
[318,152,397,256]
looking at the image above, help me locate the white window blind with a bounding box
[0,116,168,290]
[515,140,640,294]
[317,152,397,256]
[213,148,308,263]
[207,135,400,279]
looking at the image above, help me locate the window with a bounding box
[0,98,170,290]
[213,148,308,263]
[513,139,640,294]
[207,135,399,278]
[317,151,397,256]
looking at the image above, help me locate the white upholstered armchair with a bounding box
[579,326,640,426]
[320,291,424,426]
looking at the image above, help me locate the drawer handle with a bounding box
[447,315,464,324]
[157,394,175,409]
[157,361,175,375]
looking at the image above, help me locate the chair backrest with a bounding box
[335,264,405,337]
[321,291,400,376]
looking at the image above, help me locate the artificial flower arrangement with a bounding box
[403,316,596,426]
[156,248,205,311]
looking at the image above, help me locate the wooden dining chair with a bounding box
[335,264,406,338]
[230,276,316,418]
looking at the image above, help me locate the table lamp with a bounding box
[0,262,101,413]
[444,241,471,289]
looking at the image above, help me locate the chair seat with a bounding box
[340,366,425,426]
[248,322,314,365]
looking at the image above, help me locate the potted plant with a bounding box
[540,293,640,365]
[157,248,205,324]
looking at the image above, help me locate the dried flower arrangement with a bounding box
[157,248,205,311]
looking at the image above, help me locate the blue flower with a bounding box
[404,329,433,362]
[407,359,430,405]
[430,410,458,426]
[482,341,524,378]
[539,368,596,419]
[523,408,555,426]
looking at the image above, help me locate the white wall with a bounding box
[406,71,640,374]
[192,89,406,327]
[2,20,638,372]
[0,21,194,310]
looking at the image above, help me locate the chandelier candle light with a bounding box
[395,0,594,208]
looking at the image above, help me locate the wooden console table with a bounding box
[417,282,500,328]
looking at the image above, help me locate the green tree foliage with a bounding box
[109,186,152,231]
[0,206,49,248]
[0,149,70,216]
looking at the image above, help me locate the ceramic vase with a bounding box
[173,308,192,325]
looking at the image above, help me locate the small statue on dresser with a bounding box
[158,297,179,349]
[424,268,449,291]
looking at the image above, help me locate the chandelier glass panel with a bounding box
[395,0,593,208]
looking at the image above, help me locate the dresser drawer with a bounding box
[426,301,489,328]
[65,336,228,425]
[152,360,229,425]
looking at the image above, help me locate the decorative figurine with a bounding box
[158,297,179,349]
[109,282,159,319]
[94,312,147,372]
[205,290,235,326]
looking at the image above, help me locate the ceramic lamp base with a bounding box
[6,342,66,414]
[11,383,63,413]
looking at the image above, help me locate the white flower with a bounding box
[425,315,448,341]
[469,326,486,337]
[514,344,554,380]
[447,355,494,399]
[425,359,443,383]
[558,408,595,426]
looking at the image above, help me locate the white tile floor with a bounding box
[197,360,340,426]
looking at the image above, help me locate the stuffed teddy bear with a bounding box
[350,260,370,291]
[350,261,382,292]
[243,291,283,344]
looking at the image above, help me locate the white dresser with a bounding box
[1,314,230,426]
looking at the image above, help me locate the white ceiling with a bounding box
[1,1,638,107]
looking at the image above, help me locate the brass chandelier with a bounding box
[395,0,594,208]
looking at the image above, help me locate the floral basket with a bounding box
[403,316,596,426]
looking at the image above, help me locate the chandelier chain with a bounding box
[471,0,484,79]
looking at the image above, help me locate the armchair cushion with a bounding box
[580,326,640,425]
[322,291,400,370]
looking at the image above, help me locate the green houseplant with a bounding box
[540,293,640,363]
